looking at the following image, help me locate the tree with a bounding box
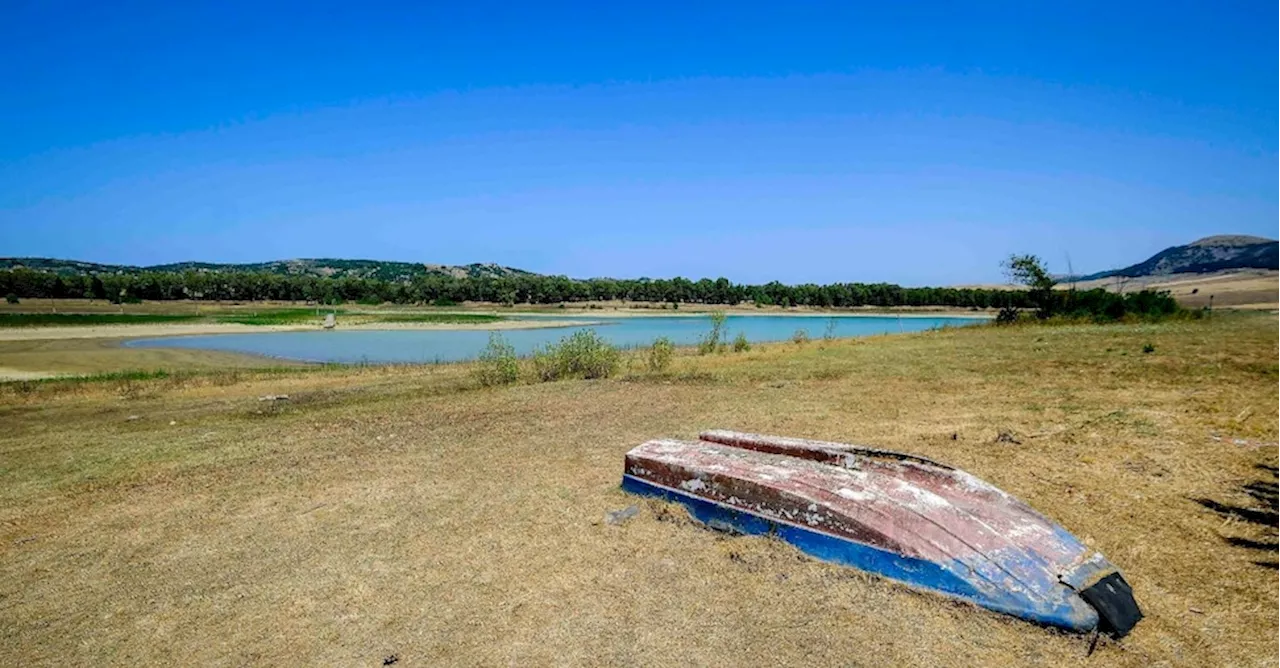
[1003,254,1057,318]
[89,275,107,301]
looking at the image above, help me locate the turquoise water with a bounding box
[124,314,983,364]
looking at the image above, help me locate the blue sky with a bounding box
[1,1,1275,285]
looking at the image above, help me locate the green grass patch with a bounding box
[366,312,503,324]
[0,313,203,327]
[214,309,328,325]
[0,308,504,328]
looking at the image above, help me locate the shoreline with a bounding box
[508,310,994,320]
[0,310,987,380]
[0,318,605,342]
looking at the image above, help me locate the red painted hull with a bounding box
[622,430,1142,635]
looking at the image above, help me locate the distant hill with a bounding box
[1077,235,1278,280]
[0,257,534,282]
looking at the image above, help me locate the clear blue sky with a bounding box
[1,1,1275,285]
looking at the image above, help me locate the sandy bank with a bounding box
[338,319,601,332]
[0,367,58,381]
[0,318,604,342]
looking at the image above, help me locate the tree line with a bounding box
[0,264,1182,319]
[0,266,1041,308]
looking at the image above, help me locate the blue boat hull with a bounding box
[622,474,1100,632]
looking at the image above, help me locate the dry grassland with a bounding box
[1071,270,1278,310]
[1,314,1276,666]
[0,337,304,379]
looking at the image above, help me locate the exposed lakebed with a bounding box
[124,314,984,364]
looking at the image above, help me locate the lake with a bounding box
[124,314,984,364]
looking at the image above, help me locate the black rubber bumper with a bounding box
[1079,572,1143,637]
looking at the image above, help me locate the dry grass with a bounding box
[0,314,1276,666]
[1071,270,1278,310]
[0,338,304,378]
[965,269,1278,311]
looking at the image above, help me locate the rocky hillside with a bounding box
[0,257,534,282]
[1079,235,1278,280]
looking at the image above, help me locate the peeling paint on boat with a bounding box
[621,430,1143,636]
[837,488,876,502]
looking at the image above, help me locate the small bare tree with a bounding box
[1112,275,1131,295]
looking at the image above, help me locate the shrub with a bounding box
[534,329,621,381]
[5,293,18,304]
[792,328,810,345]
[995,306,1020,325]
[1002,253,1184,322]
[647,336,675,372]
[698,311,727,354]
[530,345,560,382]
[1142,343,1156,354]
[1003,254,1057,319]
[823,318,838,341]
[732,331,750,352]
[474,332,519,386]
[433,297,459,307]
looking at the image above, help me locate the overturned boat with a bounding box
[621,430,1142,637]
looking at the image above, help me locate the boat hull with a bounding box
[622,432,1142,636]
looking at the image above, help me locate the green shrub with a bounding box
[647,337,675,372]
[995,306,1021,325]
[1142,343,1156,354]
[732,331,750,352]
[792,328,810,345]
[698,311,727,354]
[1003,254,1057,319]
[1003,253,1185,322]
[475,332,519,386]
[530,345,560,382]
[533,329,621,381]
[5,293,18,304]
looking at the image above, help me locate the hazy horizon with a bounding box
[3,2,1275,285]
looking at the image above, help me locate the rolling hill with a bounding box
[1078,235,1278,280]
[0,257,534,282]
